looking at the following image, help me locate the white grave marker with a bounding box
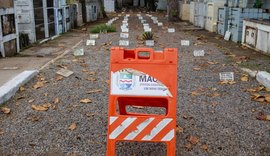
[158,22,163,26]
[120,33,129,38]
[193,50,205,57]
[73,48,84,56]
[56,69,74,77]
[90,34,99,39]
[224,31,231,41]
[119,40,129,46]
[121,28,129,33]
[219,72,234,81]
[144,27,152,32]
[168,28,175,33]
[181,40,190,46]
[145,40,154,46]
[86,40,96,46]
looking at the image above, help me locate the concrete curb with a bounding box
[0,39,83,105]
[0,70,38,105]
[240,67,270,89]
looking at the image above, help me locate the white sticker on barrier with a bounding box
[168,28,175,33]
[120,33,129,39]
[111,69,172,97]
[86,40,96,46]
[219,72,234,81]
[119,40,129,46]
[145,40,154,46]
[181,40,190,46]
[193,50,205,57]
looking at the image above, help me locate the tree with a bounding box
[167,0,179,21]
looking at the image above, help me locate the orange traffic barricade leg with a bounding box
[107,47,178,156]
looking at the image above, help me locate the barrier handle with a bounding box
[135,48,154,60]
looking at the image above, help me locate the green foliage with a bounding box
[255,0,262,8]
[142,32,154,40]
[90,24,116,33]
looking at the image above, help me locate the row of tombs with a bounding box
[0,0,100,57]
[179,0,270,55]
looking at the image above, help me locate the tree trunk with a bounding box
[167,0,178,21]
[98,0,107,18]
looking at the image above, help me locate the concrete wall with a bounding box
[179,2,190,21]
[242,20,270,54]
[15,0,36,43]
[0,0,14,8]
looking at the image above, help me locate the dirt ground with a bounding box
[0,12,269,155]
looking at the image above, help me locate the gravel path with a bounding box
[0,12,269,156]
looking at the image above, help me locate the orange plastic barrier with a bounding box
[107,47,178,156]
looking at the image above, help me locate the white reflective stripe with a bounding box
[161,129,174,141]
[109,117,118,125]
[124,118,154,140]
[142,118,173,141]
[109,117,136,139]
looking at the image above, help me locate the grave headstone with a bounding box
[145,40,154,46]
[90,34,99,39]
[181,40,190,46]
[119,40,129,46]
[168,28,175,33]
[86,40,96,46]
[120,33,129,39]
[73,48,84,56]
[224,31,231,41]
[193,50,205,57]
[219,72,234,81]
[158,22,163,26]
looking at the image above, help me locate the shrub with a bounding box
[142,32,154,40]
[90,24,116,33]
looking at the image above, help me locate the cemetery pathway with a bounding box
[0,12,269,155]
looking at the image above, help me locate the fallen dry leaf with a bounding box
[189,136,199,145]
[28,99,35,103]
[80,98,92,104]
[69,123,77,131]
[26,115,40,122]
[20,86,25,92]
[191,91,200,96]
[201,144,208,151]
[193,68,201,71]
[87,89,102,94]
[251,93,266,102]
[57,64,68,69]
[176,125,184,133]
[33,81,44,89]
[80,63,88,68]
[212,92,220,97]
[0,129,4,135]
[256,112,267,121]
[56,75,64,81]
[54,98,60,104]
[218,80,236,85]
[207,61,218,65]
[266,115,270,121]
[31,104,51,111]
[82,69,88,73]
[185,143,193,151]
[1,107,11,114]
[241,74,249,82]
[86,77,97,81]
